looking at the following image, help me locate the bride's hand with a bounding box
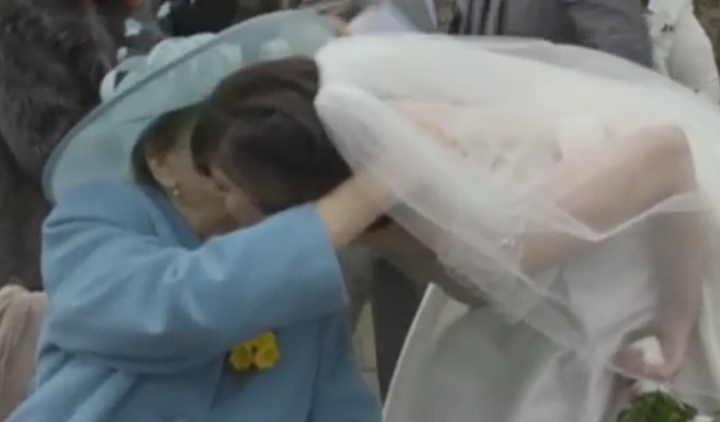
[614,335,689,383]
[641,325,692,382]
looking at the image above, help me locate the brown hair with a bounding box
[190,56,390,228]
[131,103,203,189]
[192,57,351,214]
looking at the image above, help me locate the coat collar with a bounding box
[141,185,201,249]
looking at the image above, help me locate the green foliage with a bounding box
[617,391,702,422]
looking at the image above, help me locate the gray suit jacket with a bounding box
[388,0,438,32]
[299,0,438,32]
[460,0,653,67]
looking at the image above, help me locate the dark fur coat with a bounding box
[0,0,135,290]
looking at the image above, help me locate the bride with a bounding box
[296,36,720,422]
[316,38,720,422]
[196,35,720,422]
[44,10,720,422]
[329,44,720,422]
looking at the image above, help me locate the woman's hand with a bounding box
[614,335,689,383]
[317,172,395,248]
[644,124,706,381]
[644,333,690,381]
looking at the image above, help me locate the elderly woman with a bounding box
[5,15,391,421]
[7,98,386,422]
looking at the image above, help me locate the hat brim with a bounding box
[43,10,336,203]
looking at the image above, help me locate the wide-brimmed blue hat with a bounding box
[42,10,337,203]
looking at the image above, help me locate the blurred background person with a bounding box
[0,0,150,292]
[450,0,654,67]
[158,0,287,36]
[644,0,720,102]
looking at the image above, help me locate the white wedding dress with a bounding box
[383,182,719,422]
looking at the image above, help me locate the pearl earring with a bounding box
[170,183,181,197]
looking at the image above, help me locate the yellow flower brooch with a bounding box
[228,331,280,372]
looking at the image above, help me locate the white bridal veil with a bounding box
[42,9,720,422]
[314,35,720,421]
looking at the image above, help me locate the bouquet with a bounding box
[616,338,715,422]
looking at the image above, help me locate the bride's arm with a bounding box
[547,123,707,372]
[519,125,697,274]
[363,125,699,307]
[396,100,697,274]
[645,200,709,377]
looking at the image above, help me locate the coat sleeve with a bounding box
[309,312,381,422]
[666,6,720,103]
[42,182,348,374]
[565,0,654,68]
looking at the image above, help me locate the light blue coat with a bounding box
[8,180,380,422]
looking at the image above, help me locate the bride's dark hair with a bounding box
[191,57,387,222]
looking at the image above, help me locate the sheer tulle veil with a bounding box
[312,35,720,421]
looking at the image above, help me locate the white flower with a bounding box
[156,2,171,19]
[125,19,143,37]
[117,47,129,62]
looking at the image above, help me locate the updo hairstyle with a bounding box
[190,56,390,228]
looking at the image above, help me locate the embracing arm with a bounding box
[43,178,387,374]
[519,125,696,274]
[397,101,696,274]
[644,203,708,378]
[446,126,697,305]
[565,0,653,68]
[389,102,699,304]
[539,124,707,371]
